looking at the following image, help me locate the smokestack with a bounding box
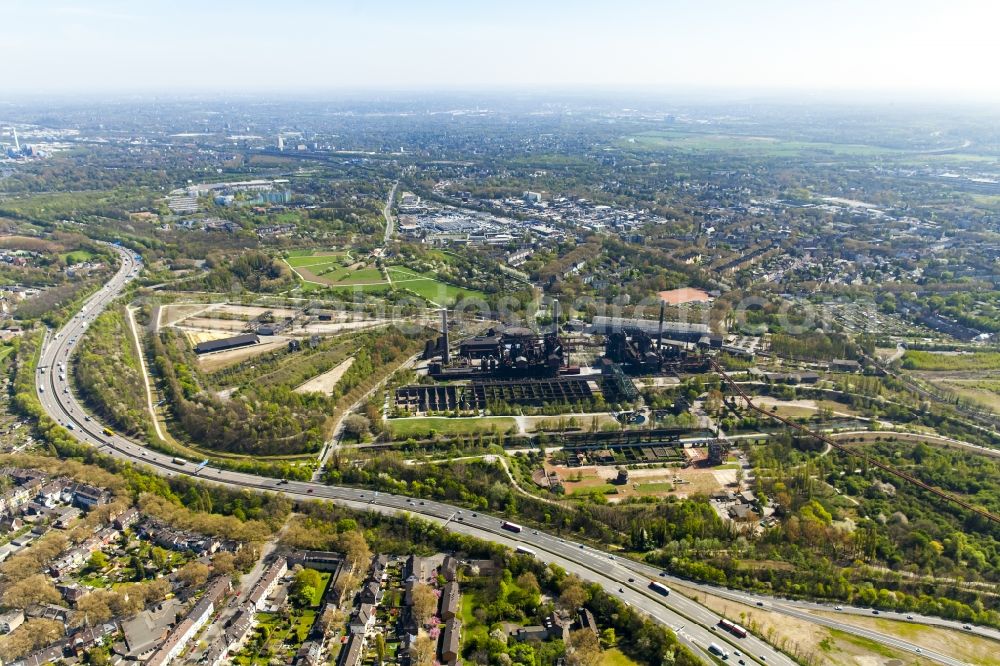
[657,300,665,350]
[552,299,560,337]
[441,309,450,364]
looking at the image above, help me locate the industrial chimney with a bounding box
[552,298,560,337]
[441,309,450,364]
[657,300,665,350]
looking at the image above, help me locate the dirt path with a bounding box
[126,305,167,442]
[294,357,355,394]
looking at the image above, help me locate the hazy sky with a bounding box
[5,0,1000,100]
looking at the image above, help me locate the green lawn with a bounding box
[286,254,483,305]
[285,250,348,266]
[0,345,15,363]
[308,572,332,606]
[62,249,96,264]
[387,266,485,305]
[603,648,642,666]
[569,483,617,497]
[902,350,1000,371]
[388,416,517,438]
[623,130,902,157]
[634,482,677,493]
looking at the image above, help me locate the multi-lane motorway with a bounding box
[34,244,979,666]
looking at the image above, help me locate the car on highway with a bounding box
[835,605,843,611]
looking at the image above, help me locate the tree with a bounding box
[2,574,61,608]
[0,618,64,662]
[411,583,438,626]
[74,593,114,626]
[85,646,111,665]
[558,583,588,613]
[291,568,324,607]
[343,414,371,441]
[341,530,371,573]
[566,629,602,666]
[87,551,109,572]
[411,631,437,666]
[177,561,210,588]
[211,551,236,577]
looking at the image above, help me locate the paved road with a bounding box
[34,244,978,666]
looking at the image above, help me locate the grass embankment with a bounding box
[387,416,517,439]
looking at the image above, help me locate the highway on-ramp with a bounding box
[34,244,976,666]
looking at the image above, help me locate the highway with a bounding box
[34,244,978,666]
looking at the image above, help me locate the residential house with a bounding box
[339,634,364,666]
[0,608,25,633]
[73,484,110,511]
[440,580,460,621]
[146,576,231,666]
[440,618,462,665]
[247,557,287,610]
[360,579,381,605]
[576,608,598,636]
[349,603,376,636]
[113,507,140,530]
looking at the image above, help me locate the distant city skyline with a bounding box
[4,0,1000,101]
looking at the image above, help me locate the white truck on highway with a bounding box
[708,643,729,659]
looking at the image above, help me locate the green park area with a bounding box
[387,416,517,439]
[284,250,483,305]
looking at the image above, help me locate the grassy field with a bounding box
[602,649,642,666]
[0,345,15,363]
[569,483,617,497]
[62,249,96,263]
[387,416,517,438]
[285,251,479,304]
[284,252,388,287]
[936,379,1000,413]
[387,266,485,305]
[902,350,1000,371]
[623,130,902,157]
